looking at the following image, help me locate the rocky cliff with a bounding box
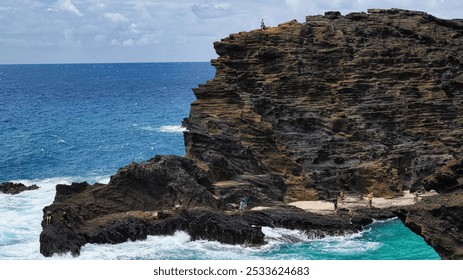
[40,9,463,259]
[185,8,463,202]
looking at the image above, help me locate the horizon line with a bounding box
[0,60,212,66]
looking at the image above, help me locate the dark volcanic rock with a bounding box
[422,159,463,193]
[395,190,463,260]
[0,182,39,195]
[40,9,463,258]
[185,9,463,201]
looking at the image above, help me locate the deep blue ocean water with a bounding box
[0,63,440,260]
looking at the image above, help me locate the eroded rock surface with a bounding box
[395,189,463,260]
[185,9,463,201]
[40,9,463,258]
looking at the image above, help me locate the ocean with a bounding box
[0,63,440,260]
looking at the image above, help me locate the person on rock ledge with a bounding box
[45,210,52,226]
[349,208,354,224]
[239,196,249,213]
[367,192,374,208]
[339,191,346,203]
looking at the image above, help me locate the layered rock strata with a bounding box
[185,8,463,201]
[41,9,463,259]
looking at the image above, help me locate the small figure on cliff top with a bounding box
[45,210,52,226]
[261,19,266,30]
[367,192,373,208]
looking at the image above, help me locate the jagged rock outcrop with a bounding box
[41,9,463,258]
[185,8,463,202]
[394,158,463,259]
[395,189,463,260]
[0,182,39,194]
[39,155,367,257]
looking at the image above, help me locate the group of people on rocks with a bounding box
[334,191,375,224]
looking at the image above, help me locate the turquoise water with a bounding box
[64,218,438,260]
[0,63,440,260]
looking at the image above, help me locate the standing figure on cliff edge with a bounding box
[261,19,266,30]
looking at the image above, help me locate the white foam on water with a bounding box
[53,227,313,260]
[64,231,193,260]
[157,125,187,133]
[310,228,382,255]
[261,226,310,243]
[0,178,385,260]
[0,176,110,260]
[140,125,156,131]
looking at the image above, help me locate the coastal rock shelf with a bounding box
[40,9,463,259]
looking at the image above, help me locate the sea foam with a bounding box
[0,176,110,260]
[157,125,187,133]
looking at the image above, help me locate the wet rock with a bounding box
[0,182,39,195]
[394,190,463,260]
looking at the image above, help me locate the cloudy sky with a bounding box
[0,0,461,64]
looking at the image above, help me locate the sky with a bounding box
[0,0,462,64]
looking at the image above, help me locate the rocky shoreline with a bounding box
[39,9,463,259]
[0,182,39,195]
[39,155,392,257]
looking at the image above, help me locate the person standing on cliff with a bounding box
[239,196,249,213]
[367,192,373,208]
[45,210,52,226]
[261,19,266,30]
[339,191,345,203]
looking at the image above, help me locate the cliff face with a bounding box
[394,159,463,260]
[395,188,463,260]
[40,9,463,259]
[185,9,463,202]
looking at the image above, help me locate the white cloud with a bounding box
[122,38,134,46]
[53,0,82,16]
[90,3,105,11]
[94,34,106,42]
[62,28,81,46]
[2,0,463,63]
[129,23,140,34]
[120,34,159,47]
[191,3,231,19]
[104,12,128,23]
[0,6,16,11]
[136,34,158,46]
[285,0,302,10]
[0,37,53,48]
